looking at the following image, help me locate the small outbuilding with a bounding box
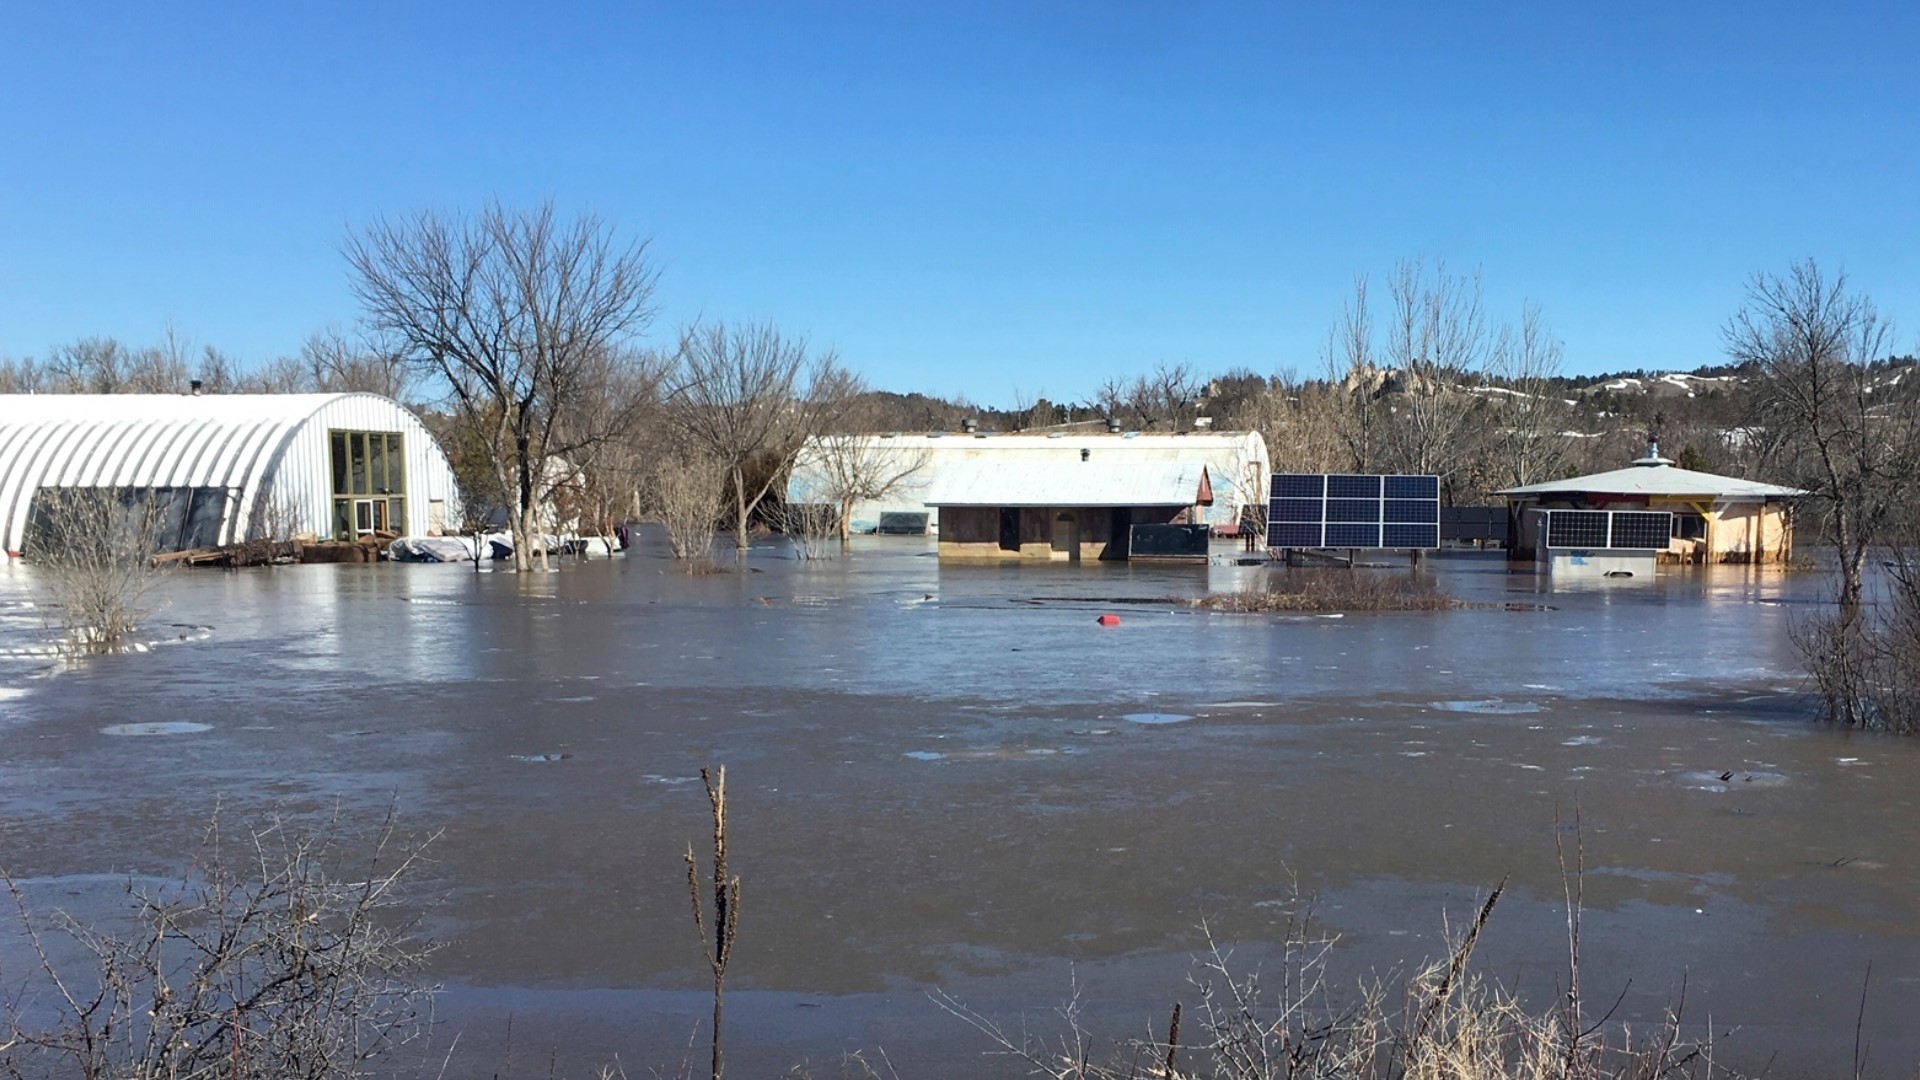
[925,460,1212,562]
[1498,443,1803,566]
[0,393,461,557]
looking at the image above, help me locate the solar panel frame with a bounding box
[1327,474,1382,499]
[1266,473,1439,550]
[1541,509,1674,550]
[1385,475,1440,500]
[1608,511,1674,550]
[1270,474,1325,499]
[1545,510,1609,548]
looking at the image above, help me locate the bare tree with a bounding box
[1728,261,1910,615]
[663,321,856,555]
[1379,260,1492,494]
[346,200,660,572]
[791,434,931,542]
[1487,302,1577,488]
[0,354,46,393]
[45,337,189,394]
[1097,362,1204,431]
[1325,277,1385,473]
[1729,260,1919,729]
[559,348,669,540]
[299,329,415,399]
[237,354,312,394]
[1,805,438,1080]
[28,487,169,655]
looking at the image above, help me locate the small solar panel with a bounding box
[1385,475,1440,500]
[1268,522,1324,548]
[1327,474,1382,499]
[1545,510,1609,548]
[1266,473,1439,550]
[1609,511,1674,550]
[1326,498,1379,523]
[1384,523,1440,548]
[1384,499,1435,523]
[1325,522,1382,547]
[1270,474,1325,499]
[1270,498,1323,523]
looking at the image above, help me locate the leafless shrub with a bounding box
[1794,560,1920,733]
[238,489,305,565]
[648,449,728,569]
[768,502,839,561]
[937,876,1724,1080]
[27,487,169,654]
[1196,570,1465,614]
[0,805,439,1080]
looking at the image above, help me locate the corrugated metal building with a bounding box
[0,393,461,557]
[926,460,1213,561]
[786,429,1270,534]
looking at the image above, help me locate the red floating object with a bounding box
[1096,613,1121,627]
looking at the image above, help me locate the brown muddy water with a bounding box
[1,537,1916,1077]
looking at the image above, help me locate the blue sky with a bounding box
[2,3,1914,403]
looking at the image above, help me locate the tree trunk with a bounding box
[733,465,749,554]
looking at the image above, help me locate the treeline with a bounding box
[4,234,1915,575]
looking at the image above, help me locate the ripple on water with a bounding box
[1123,712,1193,725]
[102,722,212,737]
[903,750,945,761]
[1430,699,1545,715]
[1676,769,1790,791]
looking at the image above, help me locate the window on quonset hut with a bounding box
[328,430,407,539]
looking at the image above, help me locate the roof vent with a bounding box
[1633,432,1673,467]
[961,417,979,433]
[1106,418,1121,433]
[189,379,203,396]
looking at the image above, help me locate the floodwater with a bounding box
[1,537,1917,1077]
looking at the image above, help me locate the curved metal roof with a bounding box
[0,393,458,553]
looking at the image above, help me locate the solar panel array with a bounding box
[1542,509,1673,550]
[1267,474,1441,549]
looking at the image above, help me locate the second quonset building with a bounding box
[0,392,461,558]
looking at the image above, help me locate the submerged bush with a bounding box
[1798,559,1920,732]
[28,486,170,653]
[1196,569,1467,614]
[0,807,439,1080]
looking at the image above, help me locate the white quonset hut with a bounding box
[0,393,461,557]
[786,429,1271,535]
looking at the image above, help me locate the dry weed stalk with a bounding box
[940,864,1732,1080]
[684,767,741,1080]
[0,803,439,1080]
